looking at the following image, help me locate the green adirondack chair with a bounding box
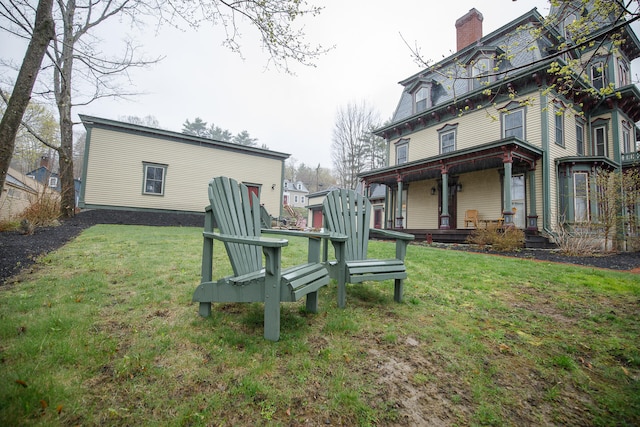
[192,176,330,341]
[322,189,415,308]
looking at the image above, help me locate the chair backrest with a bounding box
[465,209,478,221]
[322,189,372,261]
[208,176,262,276]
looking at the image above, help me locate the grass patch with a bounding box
[0,224,639,425]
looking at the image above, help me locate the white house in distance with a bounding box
[283,179,309,208]
[79,115,290,217]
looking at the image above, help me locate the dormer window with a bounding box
[414,86,431,113]
[470,57,492,89]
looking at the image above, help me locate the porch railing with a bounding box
[622,152,640,165]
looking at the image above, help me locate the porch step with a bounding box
[525,234,556,249]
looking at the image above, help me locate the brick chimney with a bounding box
[40,155,50,169]
[455,8,483,51]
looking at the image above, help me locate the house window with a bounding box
[438,124,457,154]
[622,121,632,154]
[591,61,605,91]
[470,57,492,89]
[414,87,430,113]
[48,177,58,188]
[554,105,564,147]
[294,195,299,203]
[618,60,630,87]
[576,122,584,155]
[143,163,167,195]
[301,196,305,204]
[574,172,589,222]
[502,108,525,139]
[396,139,408,165]
[593,125,607,156]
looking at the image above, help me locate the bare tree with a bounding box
[1,0,329,217]
[331,100,381,190]
[0,0,54,197]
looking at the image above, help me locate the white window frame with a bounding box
[622,121,632,154]
[470,57,492,90]
[574,172,589,223]
[414,86,430,113]
[618,59,630,87]
[554,105,564,147]
[502,108,525,139]
[591,61,605,91]
[396,140,409,165]
[143,163,167,196]
[593,125,607,157]
[48,176,58,188]
[438,124,458,154]
[576,122,585,156]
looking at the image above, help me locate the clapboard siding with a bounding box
[82,117,286,215]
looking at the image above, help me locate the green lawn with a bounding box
[1,224,639,426]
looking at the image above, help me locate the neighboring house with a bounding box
[27,156,82,209]
[359,3,640,248]
[79,115,290,217]
[283,179,309,208]
[305,185,340,229]
[0,167,58,221]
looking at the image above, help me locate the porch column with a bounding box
[502,152,514,226]
[395,175,404,229]
[526,168,538,231]
[440,167,450,229]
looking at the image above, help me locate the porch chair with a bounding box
[464,209,479,228]
[192,176,331,341]
[322,189,415,308]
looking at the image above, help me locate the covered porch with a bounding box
[360,137,545,243]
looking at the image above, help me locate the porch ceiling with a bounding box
[360,138,543,186]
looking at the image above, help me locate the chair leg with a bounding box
[337,279,347,309]
[394,279,403,303]
[198,302,212,317]
[305,291,319,313]
[263,290,281,342]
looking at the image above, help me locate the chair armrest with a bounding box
[203,231,288,248]
[263,228,328,239]
[370,229,415,241]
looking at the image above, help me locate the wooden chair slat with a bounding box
[194,176,331,341]
[322,189,414,307]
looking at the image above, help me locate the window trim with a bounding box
[438,123,458,154]
[413,85,431,113]
[618,59,630,87]
[501,103,526,140]
[592,123,608,157]
[554,102,565,147]
[142,162,168,196]
[573,172,590,223]
[576,121,585,156]
[395,138,409,165]
[469,56,493,90]
[591,61,605,91]
[622,120,632,154]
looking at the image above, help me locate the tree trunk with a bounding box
[55,0,76,218]
[0,0,54,194]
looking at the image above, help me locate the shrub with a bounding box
[466,225,525,252]
[551,223,602,256]
[17,193,60,227]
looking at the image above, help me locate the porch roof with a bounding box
[359,137,543,186]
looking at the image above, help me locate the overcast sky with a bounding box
[5,1,560,167]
